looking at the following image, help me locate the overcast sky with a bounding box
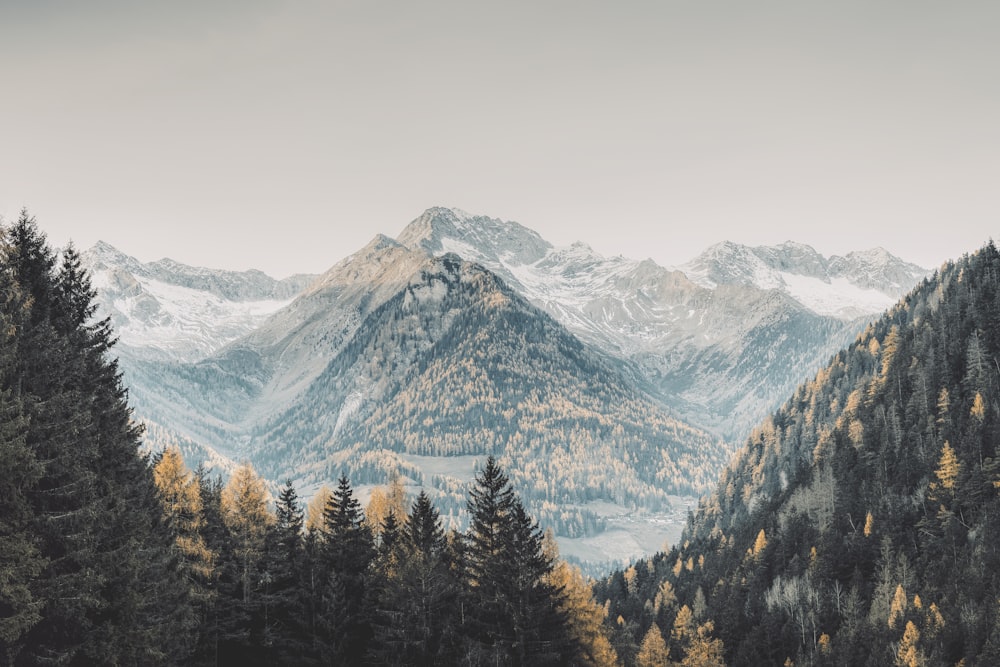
[2,1,998,277]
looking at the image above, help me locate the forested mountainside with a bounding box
[595,241,1000,666]
[0,213,621,666]
[135,244,724,543]
[249,253,725,529]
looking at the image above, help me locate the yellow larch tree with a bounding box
[365,476,408,537]
[636,623,668,667]
[305,485,332,534]
[153,446,214,580]
[221,462,274,604]
[934,441,961,493]
[543,532,619,666]
[681,620,726,667]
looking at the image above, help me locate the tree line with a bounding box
[152,450,618,666]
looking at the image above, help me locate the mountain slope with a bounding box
[596,242,1000,666]
[250,253,725,506]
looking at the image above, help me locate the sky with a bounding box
[1,1,998,278]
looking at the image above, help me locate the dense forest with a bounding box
[0,213,617,666]
[596,242,1000,666]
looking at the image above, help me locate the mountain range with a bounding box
[81,207,928,566]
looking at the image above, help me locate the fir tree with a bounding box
[370,491,458,666]
[462,457,574,665]
[316,474,374,663]
[262,480,309,664]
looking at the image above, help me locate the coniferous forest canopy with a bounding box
[5,210,1000,666]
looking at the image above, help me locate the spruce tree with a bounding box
[1,213,192,664]
[317,474,374,663]
[262,480,309,663]
[463,457,573,665]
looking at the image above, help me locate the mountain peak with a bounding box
[396,206,551,267]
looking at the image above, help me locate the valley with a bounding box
[81,207,928,568]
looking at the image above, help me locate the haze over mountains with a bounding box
[81,207,929,565]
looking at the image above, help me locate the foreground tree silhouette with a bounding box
[0,212,189,664]
[315,474,375,663]
[370,491,459,665]
[462,456,573,665]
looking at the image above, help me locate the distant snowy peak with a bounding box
[395,208,928,326]
[82,241,317,302]
[81,241,318,361]
[829,248,928,293]
[680,241,929,319]
[397,206,552,268]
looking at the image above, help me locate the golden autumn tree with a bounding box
[153,446,214,581]
[543,533,619,666]
[636,623,668,667]
[934,441,961,493]
[221,462,274,605]
[681,620,726,667]
[365,476,408,538]
[305,484,332,534]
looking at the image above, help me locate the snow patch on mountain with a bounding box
[82,242,316,361]
[779,272,897,319]
[110,277,295,358]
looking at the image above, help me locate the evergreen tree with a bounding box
[218,462,274,664]
[262,480,309,664]
[316,474,374,663]
[0,278,43,664]
[462,457,573,665]
[370,491,458,666]
[0,213,192,664]
[192,472,227,666]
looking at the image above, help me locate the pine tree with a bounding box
[2,212,193,664]
[462,457,573,665]
[316,474,374,663]
[370,491,458,666]
[193,472,227,665]
[0,278,44,664]
[262,480,309,664]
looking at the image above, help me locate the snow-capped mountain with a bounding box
[680,240,928,319]
[392,207,929,438]
[81,241,317,362]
